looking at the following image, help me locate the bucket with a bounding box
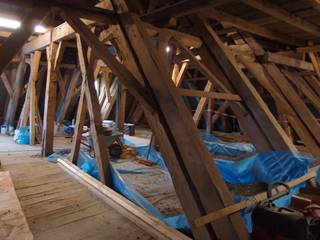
[124,123,135,136]
[103,120,114,129]
[1,125,7,134]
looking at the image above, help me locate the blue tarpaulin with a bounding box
[47,135,314,234]
[201,132,256,157]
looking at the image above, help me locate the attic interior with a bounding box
[1,0,320,239]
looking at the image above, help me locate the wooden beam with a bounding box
[202,7,299,46]
[263,52,314,71]
[0,0,116,23]
[297,45,320,53]
[57,158,191,240]
[1,73,13,97]
[244,36,320,149]
[56,69,81,123]
[239,54,320,158]
[76,34,110,185]
[0,171,34,240]
[28,51,41,145]
[111,3,249,238]
[179,88,241,101]
[70,79,87,164]
[60,14,156,115]
[193,81,214,126]
[4,56,27,126]
[194,169,317,227]
[241,0,320,36]
[0,7,48,75]
[116,83,127,132]
[41,41,62,156]
[191,14,296,151]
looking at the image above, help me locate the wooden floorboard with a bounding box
[0,135,154,240]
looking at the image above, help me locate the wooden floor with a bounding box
[0,135,154,240]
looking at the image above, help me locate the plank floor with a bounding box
[0,135,154,240]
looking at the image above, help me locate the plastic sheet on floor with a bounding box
[201,132,256,157]
[46,137,315,234]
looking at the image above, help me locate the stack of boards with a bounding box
[0,171,33,240]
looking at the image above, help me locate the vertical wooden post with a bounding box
[4,55,27,126]
[76,34,110,185]
[117,83,127,132]
[28,51,41,145]
[42,41,64,156]
[70,80,87,164]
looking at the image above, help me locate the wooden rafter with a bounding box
[0,7,48,75]
[241,0,320,36]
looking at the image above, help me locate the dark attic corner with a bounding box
[0,0,320,239]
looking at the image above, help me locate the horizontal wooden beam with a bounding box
[23,20,202,54]
[297,45,320,53]
[263,52,315,71]
[241,0,320,36]
[178,88,242,101]
[202,8,300,46]
[0,0,116,23]
[193,168,317,227]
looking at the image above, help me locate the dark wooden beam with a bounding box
[0,6,48,75]
[190,14,296,152]
[76,34,110,185]
[0,0,116,23]
[201,7,300,46]
[241,0,320,36]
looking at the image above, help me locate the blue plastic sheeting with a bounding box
[110,164,190,233]
[46,139,314,234]
[216,151,314,232]
[215,151,314,185]
[201,132,256,157]
[15,127,30,144]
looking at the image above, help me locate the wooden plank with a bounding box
[297,45,320,53]
[179,88,241,101]
[308,52,320,79]
[193,81,214,126]
[76,34,110,185]
[0,171,33,240]
[28,51,41,145]
[57,158,190,240]
[193,169,317,227]
[241,0,320,36]
[0,7,47,75]
[264,52,315,71]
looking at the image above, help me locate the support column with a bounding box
[42,41,63,156]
